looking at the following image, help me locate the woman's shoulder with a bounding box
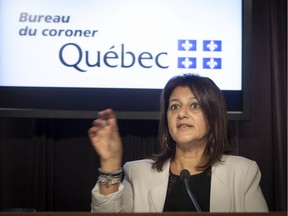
[123,159,169,177]
[221,154,255,164]
[123,159,157,172]
[214,154,259,172]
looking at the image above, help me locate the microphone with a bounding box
[180,169,202,212]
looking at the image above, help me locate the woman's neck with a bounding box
[171,146,207,175]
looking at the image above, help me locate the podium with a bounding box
[0,212,286,216]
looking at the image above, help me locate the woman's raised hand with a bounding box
[88,109,122,172]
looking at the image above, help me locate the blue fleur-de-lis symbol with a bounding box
[203,40,222,52]
[206,58,218,68]
[203,58,221,69]
[178,57,196,68]
[178,40,197,51]
[181,40,193,51]
[207,41,218,51]
[181,57,193,68]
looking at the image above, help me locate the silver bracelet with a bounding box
[97,167,123,186]
[98,174,122,186]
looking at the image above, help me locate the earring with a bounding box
[165,136,173,151]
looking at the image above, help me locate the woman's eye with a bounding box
[170,104,179,110]
[191,102,200,109]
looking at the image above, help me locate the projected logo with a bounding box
[177,39,222,69]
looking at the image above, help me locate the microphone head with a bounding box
[180,169,190,181]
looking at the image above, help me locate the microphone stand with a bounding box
[180,169,202,212]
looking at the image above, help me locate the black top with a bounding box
[163,167,211,212]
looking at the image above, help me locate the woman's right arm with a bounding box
[88,109,123,195]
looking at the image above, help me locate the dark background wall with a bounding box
[0,0,287,212]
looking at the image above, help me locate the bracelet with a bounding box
[98,167,123,175]
[97,167,123,186]
[98,174,122,186]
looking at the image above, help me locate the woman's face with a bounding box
[167,86,209,148]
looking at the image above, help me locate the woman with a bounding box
[88,73,268,212]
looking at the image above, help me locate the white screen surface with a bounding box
[0,0,242,90]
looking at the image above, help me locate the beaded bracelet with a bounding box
[97,168,123,186]
[98,167,123,175]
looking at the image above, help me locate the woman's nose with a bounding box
[177,107,189,119]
